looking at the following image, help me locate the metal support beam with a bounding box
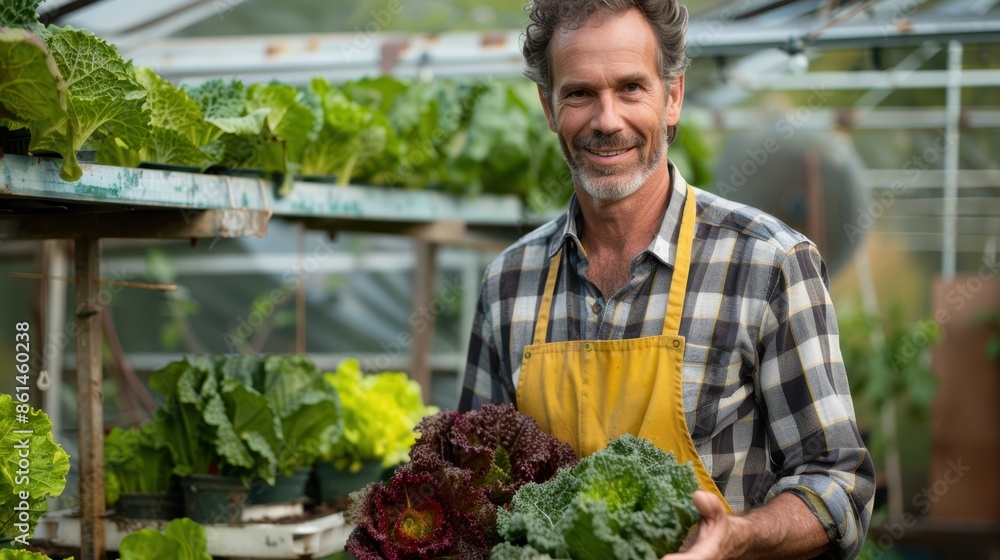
[74,237,104,560]
[942,41,963,279]
[736,68,1000,91]
[42,240,68,433]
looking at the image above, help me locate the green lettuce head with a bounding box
[0,392,71,542]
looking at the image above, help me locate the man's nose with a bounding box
[590,93,625,135]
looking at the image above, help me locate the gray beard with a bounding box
[559,117,670,205]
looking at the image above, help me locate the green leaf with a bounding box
[205,378,282,484]
[0,393,71,539]
[120,518,210,560]
[246,82,318,180]
[323,359,436,469]
[184,78,269,136]
[95,136,141,168]
[0,0,42,29]
[120,528,183,559]
[0,28,67,130]
[136,67,212,145]
[29,28,148,181]
[497,435,699,558]
[0,550,76,560]
[145,248,176,284]
[103,427,174,501]
[164,517,212,560]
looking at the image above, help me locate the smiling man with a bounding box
[458,1,874,559]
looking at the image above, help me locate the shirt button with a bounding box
[591,301,601,314]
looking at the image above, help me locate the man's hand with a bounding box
[662,491,832,560]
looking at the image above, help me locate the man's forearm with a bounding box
[730,492,832,560]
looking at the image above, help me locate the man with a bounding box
[458,0,875,558]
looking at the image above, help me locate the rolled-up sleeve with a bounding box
[758,242,876,559]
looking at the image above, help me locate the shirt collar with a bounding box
[547,161,690,270]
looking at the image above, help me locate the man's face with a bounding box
[541,9,684,203]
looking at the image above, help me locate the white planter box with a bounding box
[34,508,353,559]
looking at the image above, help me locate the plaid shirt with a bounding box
[459,164,874,559]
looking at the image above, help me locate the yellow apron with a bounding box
[517,184,732,513]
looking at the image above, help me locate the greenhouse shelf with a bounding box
[1,152,537,560]
[0,153,525,227]
[35,509,353,559]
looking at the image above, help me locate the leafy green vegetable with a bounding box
[409,405,579,506]
[346,464,498,560]
[27,27,148,181]
[119,517,211,560]
[245,82,319,191]
[0,550,74,560]
[0,0,42,30]
[255,354,343,474]
[0,393,71,542]
[323,358,436,471]
[302,78,392,185]
[381,79,485,190]
[494,434,700,559]
[149,356,282,485]
[184,79,269,137]
[0,27,66,130]
[345,404,577,560]
[103,426,174,506]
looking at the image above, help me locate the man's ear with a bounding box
[538,84,557,132]
[666,74,685,127]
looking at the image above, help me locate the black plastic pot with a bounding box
[137,161,202,174]
[247,467,312,505]
[181,474,248,525]
[118,491,183,520]
[0,127,31,156]
[204,165,266,179]
[314,459,383,504]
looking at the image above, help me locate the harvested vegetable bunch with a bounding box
[345,404,578,560]
[492,434,701,560]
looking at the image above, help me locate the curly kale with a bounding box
[494,434,701,559]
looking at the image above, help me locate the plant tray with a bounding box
[34,508,352,559]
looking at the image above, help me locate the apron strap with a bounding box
[534,184,697,344]
[662,184,697,336]
[533,247,564,345]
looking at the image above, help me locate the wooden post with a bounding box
[74,238,105,560]
[410,241,437,404]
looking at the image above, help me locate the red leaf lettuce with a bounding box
[345,404,577,559]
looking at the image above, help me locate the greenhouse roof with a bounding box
[36,0,1000,85]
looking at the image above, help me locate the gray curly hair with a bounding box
[522,0,690,99]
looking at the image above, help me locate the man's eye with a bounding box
[568,90,587,98]
[623,83,641,93]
